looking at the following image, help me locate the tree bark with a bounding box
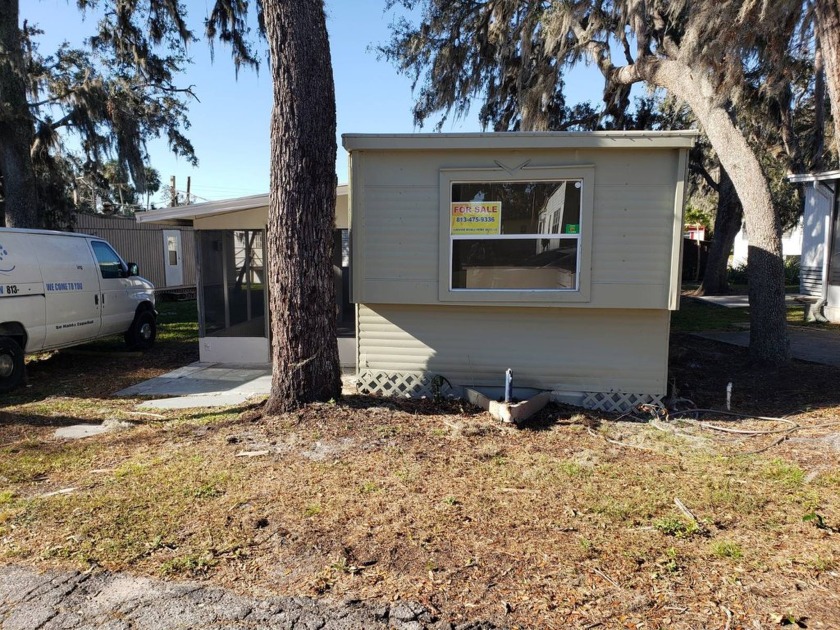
[0,0,39,228]
[625,57,789,363]
[262,0,341,413]
[696,167,743,296]
[812,42,826,170]
[815,0,840,164]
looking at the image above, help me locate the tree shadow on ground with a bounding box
[670,333,840,416]
[4,338,199,406]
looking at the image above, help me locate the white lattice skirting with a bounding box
[356,370,439,398]
[357,370,663,413]
[581,391,664,413]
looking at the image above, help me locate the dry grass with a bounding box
[2,390,840,628]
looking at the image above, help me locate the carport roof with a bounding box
[136,184,348,226]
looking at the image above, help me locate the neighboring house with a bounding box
[343,131,695,412]
[731,219,803,269]
[136,188,349,364]
[74,213,196,296]
[789,170,840,320]
[684,224,706,240]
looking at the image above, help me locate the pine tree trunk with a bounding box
[696,168,742,296]
[262,0,341,413]
[815,0,840,164]
[0,0,39,228]
[628,57,789,363]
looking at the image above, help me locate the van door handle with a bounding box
[94,294,99,305]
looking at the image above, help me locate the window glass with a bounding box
[167,236,178,266]
[91,241,124,279]
[452,238,578,289]
[450,180,582,290]
[341,229,350,267]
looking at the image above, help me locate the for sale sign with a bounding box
[450,201,502,235]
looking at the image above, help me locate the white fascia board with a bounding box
[342,131,699,152]
[788,170,840,183]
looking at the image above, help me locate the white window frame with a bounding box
[438,165,595,304]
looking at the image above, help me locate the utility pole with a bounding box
[186,176,191,205]
[170,175,177,207]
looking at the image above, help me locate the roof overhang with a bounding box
[342,130,699,151]
[136,184,349,226]
[787,170,840,184]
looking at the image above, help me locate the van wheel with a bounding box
[0,337,25,393]
[125,310,157,350]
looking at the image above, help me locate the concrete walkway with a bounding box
[0,565,495,630]
[114,337,357,409]
[696,326,840,367]
[115,363,273,409]
[692,293,809,308]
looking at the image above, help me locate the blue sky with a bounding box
[25,1,605,203]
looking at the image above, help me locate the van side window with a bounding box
[91,241,124,279]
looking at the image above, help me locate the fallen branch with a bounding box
[735,433,791,456]
[669,408,795,423]
[593,567,620,588]
[674,497,705,533]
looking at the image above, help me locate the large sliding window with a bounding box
[439,166,594,303]
[451,181,581,290]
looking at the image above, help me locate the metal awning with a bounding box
[135,184,349,227]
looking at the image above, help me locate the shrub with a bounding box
[727,256,800,287]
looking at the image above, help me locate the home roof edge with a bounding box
[342,130,699,151]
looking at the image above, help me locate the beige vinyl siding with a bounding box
[362,186,438,281]
[350,146,687,310]
[354,148,683,189]
[591,184,675,285]
[358,304,669,395]
[195,207,267,231]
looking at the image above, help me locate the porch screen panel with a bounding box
[228,230,265,328]
[199,231,226,335]
[199,229,267,338]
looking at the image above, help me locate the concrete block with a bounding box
[465,387,551,424]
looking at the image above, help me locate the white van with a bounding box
[0,228,157,392]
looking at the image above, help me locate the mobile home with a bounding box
[343,132,696,412]
[789,170,840,320]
